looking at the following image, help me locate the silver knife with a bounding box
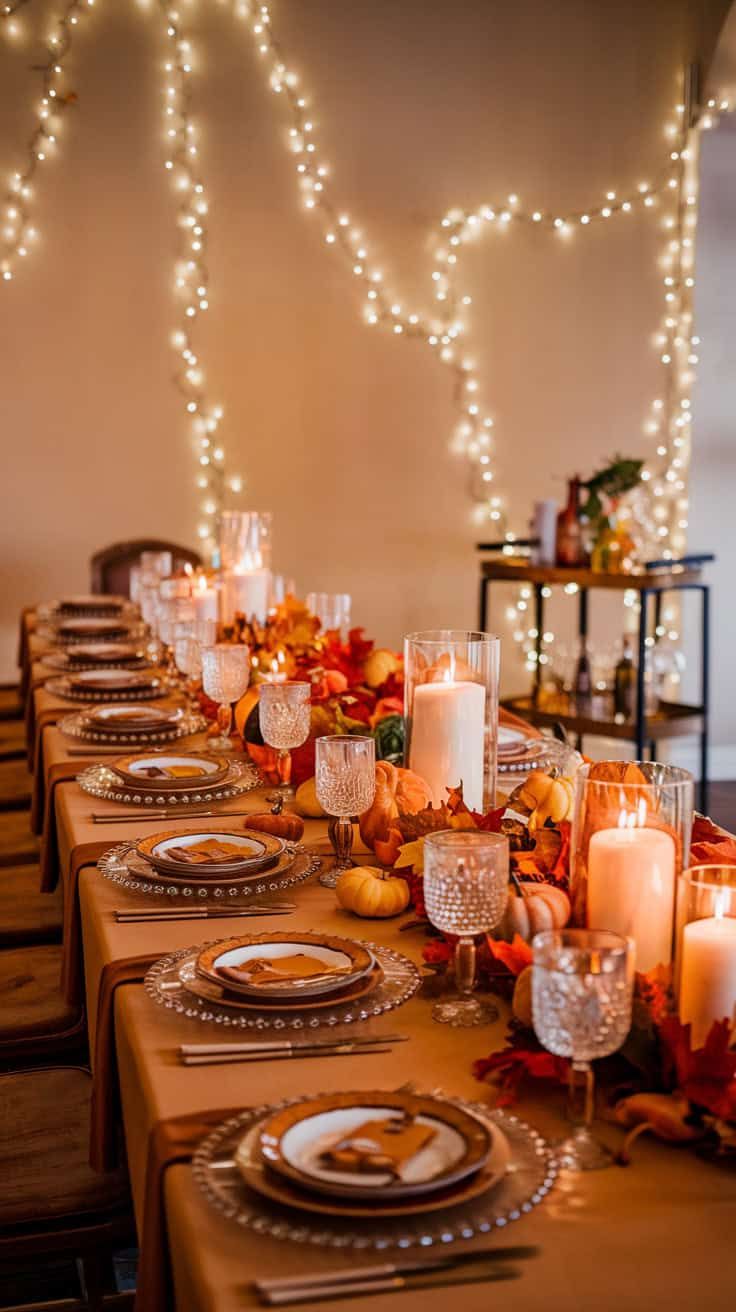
[257,1246,539,1293]
[258,1267,520,1305]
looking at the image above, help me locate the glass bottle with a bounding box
[614,636,636,719]
[574,643,592,712]
[555,477,586,567]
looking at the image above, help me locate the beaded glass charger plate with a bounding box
[41,648,153,673]
[99,842,320,901]
[192,1094,556,1248]
[59,709,205,746]
[37,597,137,621]
[77,760,259,808]
[144,938,421,1030]
[37,619,147,646]
[45,673,162,703]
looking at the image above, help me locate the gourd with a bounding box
[511,965,533,1027]
[515,771,574,829]
[498,880,570,943]
[246,800,304,842]
[336,866,411,918]
[359,762,432,850]
[295,776,326,818]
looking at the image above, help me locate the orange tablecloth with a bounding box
[38,689,736,1311]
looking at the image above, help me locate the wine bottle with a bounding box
[614,635,636,718]
[574,644,592,711]
[555,477,586,567]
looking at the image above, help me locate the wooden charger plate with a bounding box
[195,931,374,1000]
[234,1113,511,1219]
[136,827,283,876]
[180,958,384,1012]
[111,751,230,790]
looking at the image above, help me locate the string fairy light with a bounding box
[1,0,95,282]
[0,0,731,586]
[158,0,241,556]
[0,0,29,43]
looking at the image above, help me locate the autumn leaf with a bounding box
[659,1016,736,1120]
[474,1043,568,1105]
[394,837,425,872]
[486,934,533,977]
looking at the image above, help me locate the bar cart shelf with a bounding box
[477,555,711,811]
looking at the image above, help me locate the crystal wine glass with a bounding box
[532,928,634,1170]
[258,681,312,806]
[423,830,509,1027]
[200,644,251,753]
[315,734,375,888]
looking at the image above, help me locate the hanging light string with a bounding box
[1,0,95,282]
[1,0,29,42]
[159,1,241,557]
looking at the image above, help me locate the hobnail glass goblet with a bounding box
[315,734,375,888]
[423,830,509,1027]
[532,928,634,1170]
[201,644,251,753]
[258,681,312,806]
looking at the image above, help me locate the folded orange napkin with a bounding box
[89,953,161,1173]
[134,1108,242,1312]
[33,757,96,838]
[57,842,114,1003]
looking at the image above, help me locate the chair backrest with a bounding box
[90,539,202,596]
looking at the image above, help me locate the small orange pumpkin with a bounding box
[336,866,411,918]
[246,800,304,843]
[359,762,432,851]
[499,881,570,943]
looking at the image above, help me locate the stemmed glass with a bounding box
[315,735,375,888]
[200,644,251,753]
[423,830,509,1027]
[258,682,312,807]
[306,592,352,635]
[532,928,634,1171]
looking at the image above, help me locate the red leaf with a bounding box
[486,934,533,977]
[659,1015,736,1119]
[473,1046,568,1105]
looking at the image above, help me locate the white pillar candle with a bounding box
[679,916,736,1048]
[409,679,486,811]
[193,580,218,628]
[587,826,676,973]
[221,569,270,624]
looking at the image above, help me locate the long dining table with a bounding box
[24,644,736,1311]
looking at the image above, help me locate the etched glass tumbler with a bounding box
[200,644,250,753]
[532,928,634,1171]
[315,735,375,888]
[423,830,509,1027]
[258,681,312,806]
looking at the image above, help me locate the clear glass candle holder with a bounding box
[423,829,509,1027]
[306,592,352,635]
[139,550,173,580]
[676,865,736,1049]
[404,630,500,814]
[532,928,634,1171]
[219,512,273,626]
[201,644,251,752]
[258,681,312,806]
[315,734,375,888]
[570,762,694,974]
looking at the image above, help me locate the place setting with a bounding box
[59,701,205,748]
[40,640,155,674]
[36,612,148,646]
[36,593,139,621]
[77,748,260,816]
[190,1083,555,1261]
[98,822,322,917]
[44,666,165,704]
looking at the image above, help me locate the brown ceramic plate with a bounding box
[195,932,374,1000]
[257,1091,492,1202]
[57,617,131,639]
[84,705,181,733]
[68,643,145,665]
[67,669,160,695]
[234,1111,510,1218]
[181,957,384,1012]
[126,843,300,890]
[111,751,230,791]
[135,827,283,876]
[56,594,127,614]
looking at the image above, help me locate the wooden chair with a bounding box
[0,1065,133,1311]
[90,539,201,597]
[0,865,62,947]
[0,810,40,867]
[0,683,23,721]
[0,757,32,811]
[0,944,85,1068]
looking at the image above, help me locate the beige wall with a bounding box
[0,0,731,725]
